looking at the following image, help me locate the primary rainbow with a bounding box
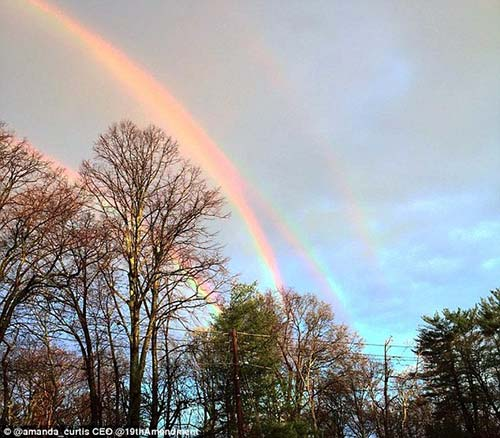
[23,0,352,309]
[26,0,283,292]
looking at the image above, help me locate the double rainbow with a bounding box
[22,0,352,314]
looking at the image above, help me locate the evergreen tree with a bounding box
[417,292,500,437]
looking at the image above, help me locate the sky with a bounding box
[1,0,499,345]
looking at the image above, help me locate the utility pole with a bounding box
[383,337,393,438]
[230,328,245,438]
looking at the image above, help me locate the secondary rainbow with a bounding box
[245,35,388,300]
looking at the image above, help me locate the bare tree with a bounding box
[45,212,116,427]
[0,123,81,345]
[80,120,227,426]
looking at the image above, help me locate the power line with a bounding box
[235,330,416,349]
[10,324,419,357]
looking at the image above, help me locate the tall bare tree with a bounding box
[81,120,226,426]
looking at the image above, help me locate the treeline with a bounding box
[0,121,498,437]
[191,285,499,438]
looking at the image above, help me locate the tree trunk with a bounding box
[84,355,101,427]
[128,299,142,427]
[106,312,122,427]
[79,314,101,427]
[0,347,11,427]
[149,324,160,430]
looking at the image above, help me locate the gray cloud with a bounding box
[1,0,499,343]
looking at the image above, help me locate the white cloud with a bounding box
[481,257,500,271]
[450,221,500,243]
[415,256,462,274]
